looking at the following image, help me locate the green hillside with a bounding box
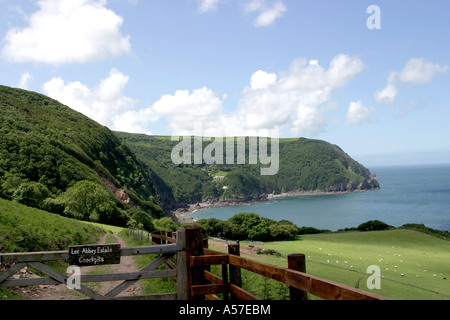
[0,85,166,227]
[0,198,104,253]
[117,133,379,206]
[0,85,378,226]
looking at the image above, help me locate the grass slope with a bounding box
[0,198,104,253]
[211,229,449,300]
[0,199,106,300]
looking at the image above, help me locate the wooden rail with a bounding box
[184,227,389,301]
[1,227,389,300]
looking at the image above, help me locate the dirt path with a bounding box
[10,233,142,300]
[82,233,142,298]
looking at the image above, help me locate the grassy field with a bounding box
[0,198,104,253]
[1,198,448,300]
[122,226,450,300]
[207,229,450,300]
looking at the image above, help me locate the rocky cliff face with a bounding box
[359,179,380,190]
[325,179,380,193]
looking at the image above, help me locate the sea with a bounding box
[189,164,450,232]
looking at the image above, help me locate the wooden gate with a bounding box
[0,229,188,300]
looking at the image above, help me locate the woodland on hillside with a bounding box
[0,85,378,231]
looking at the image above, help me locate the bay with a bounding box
[189,164,450,232]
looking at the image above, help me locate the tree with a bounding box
[13,182,51,209]
[228,212,261,239]
[57,180,116,222]
[154,217,178,232]
[197,218,223,237]
[1,174,25,198]
[249,224,269,241]
[127,208,155,232]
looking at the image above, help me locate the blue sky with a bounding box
[1,0,449,167]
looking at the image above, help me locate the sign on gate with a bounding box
[69,244,121,266]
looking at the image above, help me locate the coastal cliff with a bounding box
[119,134,380,211]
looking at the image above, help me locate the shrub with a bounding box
[154,217,178,232]
[127,208,155,232]
[256,248,282,256]
[267,223,298,240]
[357,220,393,231]
[13,182,51,209]
[1,174,25,198]
[298,226,331,234]
[228,212,261,239]
[193,213,301,241]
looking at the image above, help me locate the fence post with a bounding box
[288,254,308,300]
[228,243,241,300]
[202,238,210,273]
[152,232,160,245]
[185,227,205,300]
[176,228,188,300]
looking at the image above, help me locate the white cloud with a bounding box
[42,71,225,136]
[151,87,225,136]
[397,58,449,85]
[250,70,277,89]
[197,0,220,13]
[112,108,156,135]
[375,58,449,104]
[375,83,398,104]
[197,0,287,26]
[43,68,136,127]
[146,54,365,137]
[234,54,364,136]
[18,72,33,90]
[2,0,131,66]
[345,101,375,126]
[41,54,365,138]
[374,72,398,104]
[326,54,366,87]
[244,0,287,27]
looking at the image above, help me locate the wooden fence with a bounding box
[150,227,388,300]
[0,227,389,300]
[180,227,389,301]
